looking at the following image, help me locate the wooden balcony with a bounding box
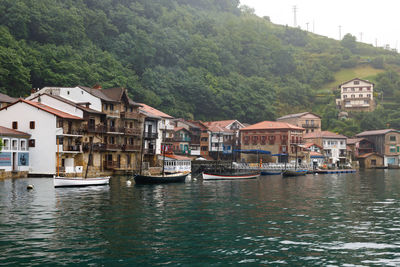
[123,128,141,136]
[121,111,141,120]
[84,124,107,134]
[104,161,119,170]
[144,132,158,139]
[144,148,156,155]
[122,144,141,151]
[302,124,319,128]
[82,143,106,152]
[106,144,122,151]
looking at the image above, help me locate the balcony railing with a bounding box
[121,111,141,120]
[82,143,106,152]
[302,124,319,128]
[173,137,191,142]
[105,110,120,117]
[144,132,158,139]
[106,144,122,150]
[123,128,141,136]
[144,148,156,155]
[104,161,119,170]
[122,144,141,151]
[107,126,124,133]
[84,124,107,133]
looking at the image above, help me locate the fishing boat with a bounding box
[134,124,189,185]
[260,170,282,175]
[202,171,260,180]
[134,172,190,184]
[281,169,307,177]
[54,140,111,188]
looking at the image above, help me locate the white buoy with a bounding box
[126,180,132,186]
[27,184,34,190]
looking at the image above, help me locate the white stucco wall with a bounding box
[31,95,84,118]
[0,102,57,175]
[323,138,347,163]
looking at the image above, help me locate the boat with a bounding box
[134,123,189,185]
[260,170,282,175]
[282,169,307,177]
[54,140,111,188]
[54,176,110,187]
[134,172,190,184]
[202,171,260,180]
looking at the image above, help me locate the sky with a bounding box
[239,0,400,50]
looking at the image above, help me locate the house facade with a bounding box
[239,121,305,163]
[356,129,400,166]
[304,131,348,166]
[277,112,321,133]
[0,126,30,177]
[336,78,375,112]
[172,127,191,155]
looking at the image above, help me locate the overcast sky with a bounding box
[240,0,400,50]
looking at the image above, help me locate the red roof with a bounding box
[1,99,82,120]
[240,121,304,131]
[139,103,173,119]
[204,120,237,128]
[304,131,347,139]
[0,126,30,138]
[309,151,323,157]
[303,142,323,149]
[356,129,399,137]
[357,152,383,159]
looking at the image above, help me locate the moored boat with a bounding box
[260,170,282,175]
[202,171,260,180]
[134,172,189,184]
[282,170,307,177]
[54,176,111,187]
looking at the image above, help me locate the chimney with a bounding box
[92,83,102,89]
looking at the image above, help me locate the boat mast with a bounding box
[161,122,166,177]
[139,118,146,175]
[216,131,221,172]
[84,141,92,178]
[57,137,59,177]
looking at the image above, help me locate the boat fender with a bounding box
[27,184,34,190]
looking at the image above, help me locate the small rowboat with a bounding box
[54,176,111,188]
[202,171,260,180]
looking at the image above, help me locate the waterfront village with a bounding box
[0,77,396,179]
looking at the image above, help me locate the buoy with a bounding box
[126,180,132,186]
[27,184,34,190]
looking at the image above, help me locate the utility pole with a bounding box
[293,5,297,27]
[313,20,315,33]
[338,25,342,40]
[359,32,363,42]
[306,22,309,32]
[375,38,378,47]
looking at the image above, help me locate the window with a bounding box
[30,121,35,129]
[390,136,396,142]
[67,91,70,95]
[20,140,26,151]
[351,88,355,92]
[371,159,376,166]
[359,87,362,91]
[12,121,18,129]
[29,139,35,147]
[343,88,347,92]
[343,95,347,98]
[110,104,114,111]
[390,146,396,153]
[354,81,360,85]
[351,94,355,98]
[359,94,363,98]
[104,104,108,110]
[3,139,10,150]
[367,94,371,98]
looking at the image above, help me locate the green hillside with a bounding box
[1,0,400,135]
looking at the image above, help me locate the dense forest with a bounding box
[2,0,400,136]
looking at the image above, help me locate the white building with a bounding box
[304,131,348,166]
[336,78,375,112]
[0,99,83,176]
[0,126,30,173]
[161,154,191,173]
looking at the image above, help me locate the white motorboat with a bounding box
[202,171,260,180]
[54,176,111,187]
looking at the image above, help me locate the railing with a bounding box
[65,129,84,135]
[122,144,141,151]
[144,132,158,139]
[123,128,141,136]
[302,124,319,128]
[104,161,119,170]
[84,124,107,133]
[82,143,106,152]
[106,144,122,150]
[144,148,156,155]
[65,145,81,152]
[107,126,124,133]
[121,111,141,120]
[105,110,120,117]
[173,137,191,142]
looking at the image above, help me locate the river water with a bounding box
[1,170,400,266]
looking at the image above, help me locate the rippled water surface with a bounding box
[2,170,400,265]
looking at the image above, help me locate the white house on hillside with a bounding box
[336,78,375,112]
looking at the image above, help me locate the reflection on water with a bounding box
[1,170,400,265]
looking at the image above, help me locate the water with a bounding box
[2,170,400,266]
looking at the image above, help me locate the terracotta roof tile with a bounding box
[0,126,30,138]
[304,131,347,139]
[240,121,304,131]
[139,103,173,119]
[356,129,400,137]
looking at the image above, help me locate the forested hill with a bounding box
[2,0,400,132]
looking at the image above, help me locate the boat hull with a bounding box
[134,173,189,184]
[260,171,282,175]
[202,172,260,180]
[54,176,111,187]
[282,170,307,177]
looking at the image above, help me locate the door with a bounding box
[147,124,152,138]
[12,152,17,172]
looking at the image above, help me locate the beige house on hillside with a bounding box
[277,112,321,134]
[336,78,375,112]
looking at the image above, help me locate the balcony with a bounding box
[144,148,156,155]
[191,149,201,156]
[302,124,319,128]
[82,142,106,152]
[107,126,124,133]
[121,111,141,120]
[122,144,141,151]
[84,124,107,134]
[57,144,82,153]
[144,132,158,139]
[104,161,119,170]
[105,110,120,118]
[106,144,122,151]
[174,137,191,142]
[123,128,141,136]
